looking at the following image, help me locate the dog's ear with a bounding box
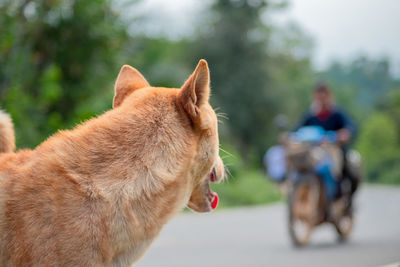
[113,65,150,108]
[178,59,210,124]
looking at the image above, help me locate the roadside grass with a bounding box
[368,165,400,185]
[211,169,283,208]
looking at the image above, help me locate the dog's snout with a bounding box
[213,156,225,184]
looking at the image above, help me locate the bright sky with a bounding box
[281,0,400,72]
[136,0,400,73]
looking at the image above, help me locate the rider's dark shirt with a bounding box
[298,108,356,139]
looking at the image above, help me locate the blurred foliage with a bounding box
[219,143,245,178]
[0,0,399,187]
[319,57,396,120]
[0,0,129,147]
[215,144,282,207]
[356,113,400,183]
[193,0,277,160]
[211,169,282,208]
[192,0,313,161]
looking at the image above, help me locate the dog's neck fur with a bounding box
[29,91,196,264]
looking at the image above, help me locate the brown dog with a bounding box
[0,59,224,266]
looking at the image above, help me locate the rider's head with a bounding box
[313,83,333,111]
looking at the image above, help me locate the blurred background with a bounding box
[1,0,400,266]
[0,0,399,205]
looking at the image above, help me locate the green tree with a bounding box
[384,87,400,139]
[357,112,400,183]
[319,56,395,120]
[193,0,313,162]
[0,0,130,148]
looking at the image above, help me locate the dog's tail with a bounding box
[0,110,15,153]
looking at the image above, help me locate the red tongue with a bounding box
[211,192,219,210]
[210,171,216,182]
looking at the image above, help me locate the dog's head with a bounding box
[113,59,224,212]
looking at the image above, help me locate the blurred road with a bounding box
[136,186,400,267]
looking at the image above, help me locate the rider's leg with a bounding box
[315,162,339,220]
[316,164,337,201]
[342,149,360,211]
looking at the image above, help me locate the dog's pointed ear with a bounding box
[113,65,150,108]
[178,59,210,123]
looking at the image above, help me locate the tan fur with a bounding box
[0,59,224,266]
[0,110,15,153]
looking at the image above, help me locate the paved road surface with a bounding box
[137,186,400,267]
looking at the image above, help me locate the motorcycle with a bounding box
[265,126,362,246]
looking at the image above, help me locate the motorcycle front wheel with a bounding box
[288,175,322,247]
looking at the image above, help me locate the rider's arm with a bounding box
[337,111,357,145]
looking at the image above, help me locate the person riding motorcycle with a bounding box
[264,83,361,245]
[297,83,359,209]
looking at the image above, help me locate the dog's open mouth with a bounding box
[208,169,219,210]
[187,165,224,212]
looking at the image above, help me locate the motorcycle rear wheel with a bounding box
[334,207,353,241]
